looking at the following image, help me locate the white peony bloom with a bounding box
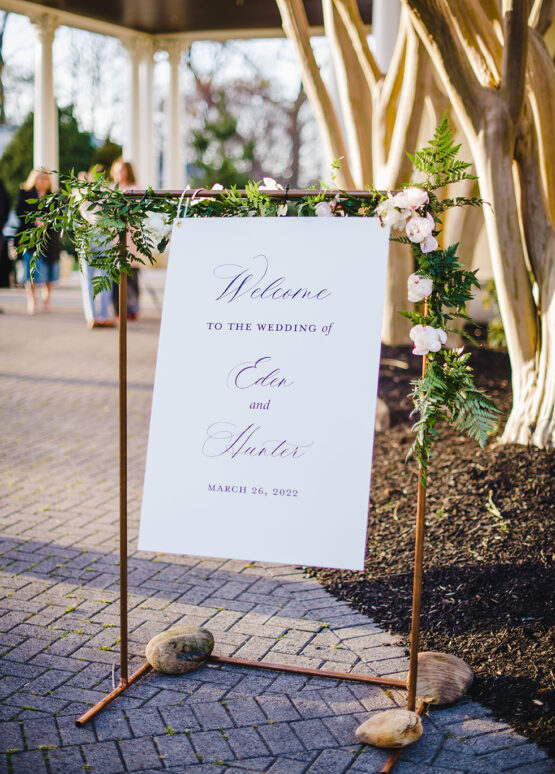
[315,201,335,217]
[420,234,439,253]
[406,212,435,243]
[259,177,284,191]
[211,183,224,190]
[392,187,429,211]
[377,196,410,230]
[407,273,433,302]
[277,203,288,217]
[409,324,447,355]
[144,211,172,245]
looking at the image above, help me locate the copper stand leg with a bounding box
[379,320,429,772]
[75,662,151,726]
[119,269,128,686]
[407,312,429,712]
[406,468,427,710]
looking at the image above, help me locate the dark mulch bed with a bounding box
[308,345,555,755]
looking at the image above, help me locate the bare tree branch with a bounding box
[323,0,373,184]
[528,0,554,33]
[382,18,432,186]
[501,0,528,124]
[400,0,484,133]
[276,0,355,187]
[331,0,382,91]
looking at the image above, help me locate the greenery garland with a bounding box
[18,116,498,474]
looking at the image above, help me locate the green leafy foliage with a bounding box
[409,351,499,470]
[407,113,476,190]
[17,116,498,480]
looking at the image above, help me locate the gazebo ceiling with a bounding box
[25,0,373,35]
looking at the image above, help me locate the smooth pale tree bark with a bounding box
[275,0,355,187]
[401,0,555,446]
[277,0,439,343]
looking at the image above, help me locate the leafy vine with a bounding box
[18,116,498,474]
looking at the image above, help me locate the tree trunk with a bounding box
[276,0,355,187]
[469,96,554,445]
[381,241,414,344]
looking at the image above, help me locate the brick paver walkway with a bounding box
[0,274,552,774]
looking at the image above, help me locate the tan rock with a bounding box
[355,708,423,748]
[407,651,474,705]
[146,626,214,675]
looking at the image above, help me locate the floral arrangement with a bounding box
[18,117,497,476]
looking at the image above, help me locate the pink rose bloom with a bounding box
[409,324,447,355]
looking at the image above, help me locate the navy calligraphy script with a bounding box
[214,254,331,303]
[203,423,312,461]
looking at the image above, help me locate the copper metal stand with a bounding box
[407,337,429,711]
[75,196,429,766]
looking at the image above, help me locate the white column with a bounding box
[373,0,401,71]
[122,38,141,177]
[139,41,156,187]
[32,14,58,181]
[164,41,184,190]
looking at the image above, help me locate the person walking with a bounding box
[0,177,11,288]
[16,169,60,315]
[110,158,140,320]
[78,165,116,329]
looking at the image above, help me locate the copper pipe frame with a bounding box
[124,188,384,199]
[379,700,427,774]
[406,304,429,712]
[75,201,426,739]
[209,655,406,687]
[75,655,405,726]
[118,246,128,685]
[75,662,150,727]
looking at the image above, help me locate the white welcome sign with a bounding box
[139,217,389,570]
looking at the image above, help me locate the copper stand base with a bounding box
[75,654,406,726]
[75,662,151,726]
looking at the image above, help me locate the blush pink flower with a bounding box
[409,324,447,355]
[376,196,411,230]
[392,187,429,211]
[407,273,433,302]
[420,234,439,253]
[315,201,335,217]
[406,212,435,243]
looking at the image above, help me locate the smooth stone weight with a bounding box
[355,709,423,748]
[146,626,214,675]
[408,651,473,705]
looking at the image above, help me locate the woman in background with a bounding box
[16,169,59,315]
[78,165,116,329]
[110,158,140,320]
